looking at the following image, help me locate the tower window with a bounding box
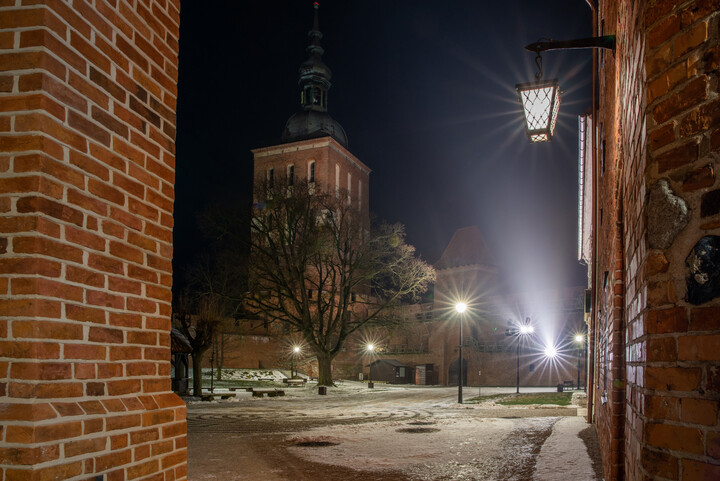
[309,161,316,183]
[347,173,352,205]
[335,164,340,197]
[287,164,295,186]
[268,168,274,186]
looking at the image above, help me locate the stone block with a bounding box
[648,180,688,249]
[686,236,720,304]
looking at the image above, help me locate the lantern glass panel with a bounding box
[516,79,561,142]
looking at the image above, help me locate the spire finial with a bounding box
[313,2,319,31]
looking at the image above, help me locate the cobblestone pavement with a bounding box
[186,385,601,480]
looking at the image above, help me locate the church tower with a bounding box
[252,3,370,220]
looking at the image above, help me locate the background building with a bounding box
[252,4,370,222]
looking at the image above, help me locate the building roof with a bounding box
[171,328,192,353]
[434,226,495,270]
[368,359,411,368]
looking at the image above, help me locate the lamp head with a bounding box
[519,324,534,335]
[516,79,561,142]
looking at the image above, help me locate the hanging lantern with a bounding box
[516,78,561,142]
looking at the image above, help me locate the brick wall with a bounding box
[594,0,720,479]
[0,1,186,480]
[252,138,371,222]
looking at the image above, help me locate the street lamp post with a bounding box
[507,319,534,394]
[455,302,467,404]
[366,344,374,388]
[574,334,585,391]
[291,346,300,378]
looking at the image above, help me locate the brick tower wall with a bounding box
[594,0,720,480]
[0,1,186,480]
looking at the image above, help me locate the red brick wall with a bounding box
[252,137,371,221]
[0,1,186,480]
[594,0,720,479]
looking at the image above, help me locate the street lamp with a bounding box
[506,318,534,393]
[366,343,375,388]
[517,35,616,142]
[574,334,586,391]
[455,302,467,404]
[291,346,301,378]
[517,78,561,142]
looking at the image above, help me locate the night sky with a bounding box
[174,1,593,293]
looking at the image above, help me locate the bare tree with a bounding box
[173,248,244,395]
[245,178,435,385]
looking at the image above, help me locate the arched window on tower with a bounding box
[308,161,315,183]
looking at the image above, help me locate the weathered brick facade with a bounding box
[0,1,186,480]
[252,137,371,221]
[592,0,720,479]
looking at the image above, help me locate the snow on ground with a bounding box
[204,368,293,382]
[288,416,533,477]
[186,382,599,480]
[533,416,597,481]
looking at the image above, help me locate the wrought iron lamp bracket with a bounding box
[525,35,616,54]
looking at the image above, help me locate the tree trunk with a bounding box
[216,332,225,381]
[316,352,334,386]
[192,350,205,396]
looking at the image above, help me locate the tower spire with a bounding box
[281,2,348,147]
[300,2,330,112]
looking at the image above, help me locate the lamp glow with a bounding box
[516,79,561,142]
[455,302,467,314]
[544,345,558,358]
[293,346,301,353]
[519,324,534,334]
[575,334,584,344]
[367,344,374,352]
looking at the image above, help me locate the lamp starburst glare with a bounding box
[519,324,534,334]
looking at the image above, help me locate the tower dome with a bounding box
[281,3,348,147]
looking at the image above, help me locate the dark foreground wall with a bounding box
[593,1,720,480]
[0,2,186,479]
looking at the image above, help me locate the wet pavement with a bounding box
[186,384,602,480]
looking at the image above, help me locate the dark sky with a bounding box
[174,1,592,292]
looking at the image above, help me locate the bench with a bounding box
[283,378,306,387]
[563,380,575,391]
[200,392,236,401]
[228,387,255,392]
[251,389,285,398]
